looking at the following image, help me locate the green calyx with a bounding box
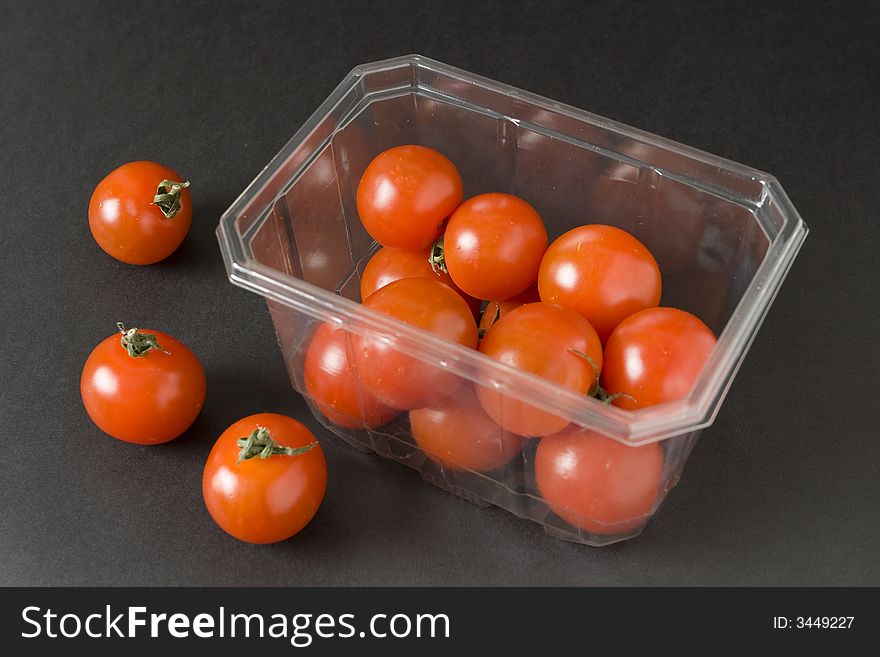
[152,179,190,219]
[236,426,318,464]
[429,236,448,274]
[117,322,169,358]
[594,389,638,405]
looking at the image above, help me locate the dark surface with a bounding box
[1,0,878,586]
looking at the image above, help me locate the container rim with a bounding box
[216,54,808,445]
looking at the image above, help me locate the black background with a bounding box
[1,0,878,586]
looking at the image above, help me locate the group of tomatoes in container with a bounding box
[304,145,718,536]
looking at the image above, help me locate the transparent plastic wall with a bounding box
[219,56,807,545]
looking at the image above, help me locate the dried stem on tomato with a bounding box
[152,179,190,219]
[569,348,637,405]
[429,235,448,274]
[236,426,318,464]
[117,322,169,358]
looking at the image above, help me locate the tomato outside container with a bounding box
[217,55,808,546]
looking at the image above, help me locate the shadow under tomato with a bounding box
[153,199,235,275]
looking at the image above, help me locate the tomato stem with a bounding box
[598,391,638,405]
[236,426,318,464]
[117,322,169,358]
[152,179,190,219]
[568,348,637,405]
[569,348,601,394]
[429,236,448,274]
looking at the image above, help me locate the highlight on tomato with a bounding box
[354,277,479,411]
[538,224,661,342]
[477,302,602,437]
[80,323,206,445]
[535,427,664,535]
[356,145,463,252]
[304,322,398,430]
[88,160,192,265]
[202,413,327,544]
[440,193,548,301]
[409,384,524,473]
[602,307,717,410]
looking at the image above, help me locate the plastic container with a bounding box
[217,55,808,546]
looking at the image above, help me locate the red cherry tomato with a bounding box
[202,413,327,544]
[88,161,192,265]
[304,322,398,430]
[409,385,524,472]
[538,224,661,342]
[80,324,206,444]
[443,193,548,300]
[355,278,479,410]
[602,307,716,410]
[360,246,482,318]
[535,427,664,535]
[356,145,463,251]
[477,303,602,437]
[478,283,541,335]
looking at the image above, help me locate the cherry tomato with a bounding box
[409,385,524,472]
[535,427,664,535]
[304,322,398,429]
[202,413,327,544]
[356,145,463,251]
[360,246,482,318]
[477,303,602,436]
[538,224,661,342]
[355,278,478,410]
[88,161,192,265]
[478,283,540,335]
[602,307,716,410]
[443,193,548,300]
[80,324,206,444]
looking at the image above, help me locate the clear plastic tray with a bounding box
[217,55,808,545]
